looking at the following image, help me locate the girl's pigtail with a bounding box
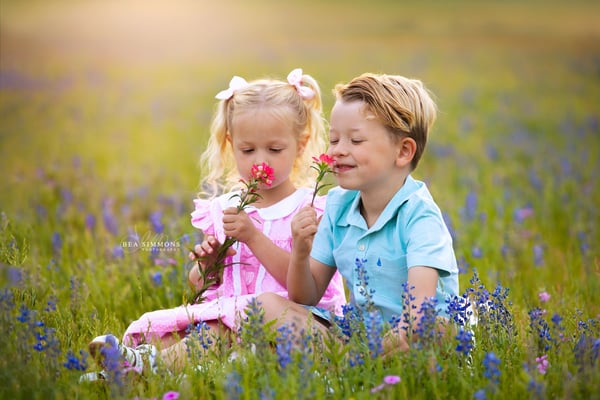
[199,100,232,198]
[300,73,328,181]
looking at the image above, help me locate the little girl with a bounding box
[86,69,346,376]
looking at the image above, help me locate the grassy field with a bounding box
[1,0,599,399]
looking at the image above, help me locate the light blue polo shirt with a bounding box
[311,175,458,323]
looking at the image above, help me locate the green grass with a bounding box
[1,0,599,398]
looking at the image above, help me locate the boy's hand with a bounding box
[382,329,410,358]
[222,207,257,244]
[291,206,319,256]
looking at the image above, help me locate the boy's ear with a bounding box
[396,137,416,168]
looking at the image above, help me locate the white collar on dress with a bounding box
[218,188,310,221]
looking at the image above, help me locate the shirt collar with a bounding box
[344,175,420,232]
[220,188,309,221]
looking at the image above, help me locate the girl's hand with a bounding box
[222,207,257,244]
[189,236,236,271]
[291,206,318,257]
[188,237,236,289]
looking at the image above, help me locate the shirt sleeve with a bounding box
[310,192,338,267]
[190,198,216,236]
[404,200,457,277]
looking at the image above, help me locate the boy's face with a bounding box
[328,99,410,195]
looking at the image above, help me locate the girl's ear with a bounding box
[396,137,416,168]
[296,130,310,156]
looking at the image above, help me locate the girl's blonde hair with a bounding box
[199,72,326,198]
[334,73,437,171]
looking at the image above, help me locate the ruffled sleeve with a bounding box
[190,198,216,235]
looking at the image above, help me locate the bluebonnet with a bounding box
[7,266,22,286]
[186,321,213,352]
[577,231,589,254]
[149,211,164,234]
[464,191,477,221]
[112,244,124,259]
[442,212,456,242]
[102,199,119,236]
[51,232,62,255]
[474,389,487,400]
[446,293,472,327]
[363,310,384,357]
[414,296,439,348]
[354,258,376,312]
[529,307,552,352]
[63,349,88,371]
[528,169,543,192]
[100,334,124,386]
[401,281,417,336]
[455,326,474,357]
[533,244,544,266]
[276,324,294,369]
[334,303,358,340]
[225,371,242,399]
[573,332,600,372]
[17,304,31,323]
[483,351,501,385]
[85,213,96,231]
[151,271,163,286]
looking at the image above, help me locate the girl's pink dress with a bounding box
[123,188,347,346]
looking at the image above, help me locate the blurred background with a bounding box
[1,1,599,282]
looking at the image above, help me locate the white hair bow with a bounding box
[215,76,249,100]
[287,68,315,100]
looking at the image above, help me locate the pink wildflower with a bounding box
[535,354,549,374]
[310,153,335,206]
[538,291,551,302]
[383,375,401,385]
[162,391,180,400]
[371,374,401,393]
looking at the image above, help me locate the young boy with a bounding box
[257,73,458,356]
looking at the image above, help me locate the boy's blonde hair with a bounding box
[334,73,437,170]
[200,72,327,197]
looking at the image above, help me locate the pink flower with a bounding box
[383,375,401,385]
[251,162,275,187]
[310,153,334,206]
[371,374,401,392]
[535,354,549,374]
[538,291,551,302]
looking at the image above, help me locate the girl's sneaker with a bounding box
[79,370,108,383]
[89,334,158,375]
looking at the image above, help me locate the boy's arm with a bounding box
[383,265,441,356]
[287,206,336,305]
